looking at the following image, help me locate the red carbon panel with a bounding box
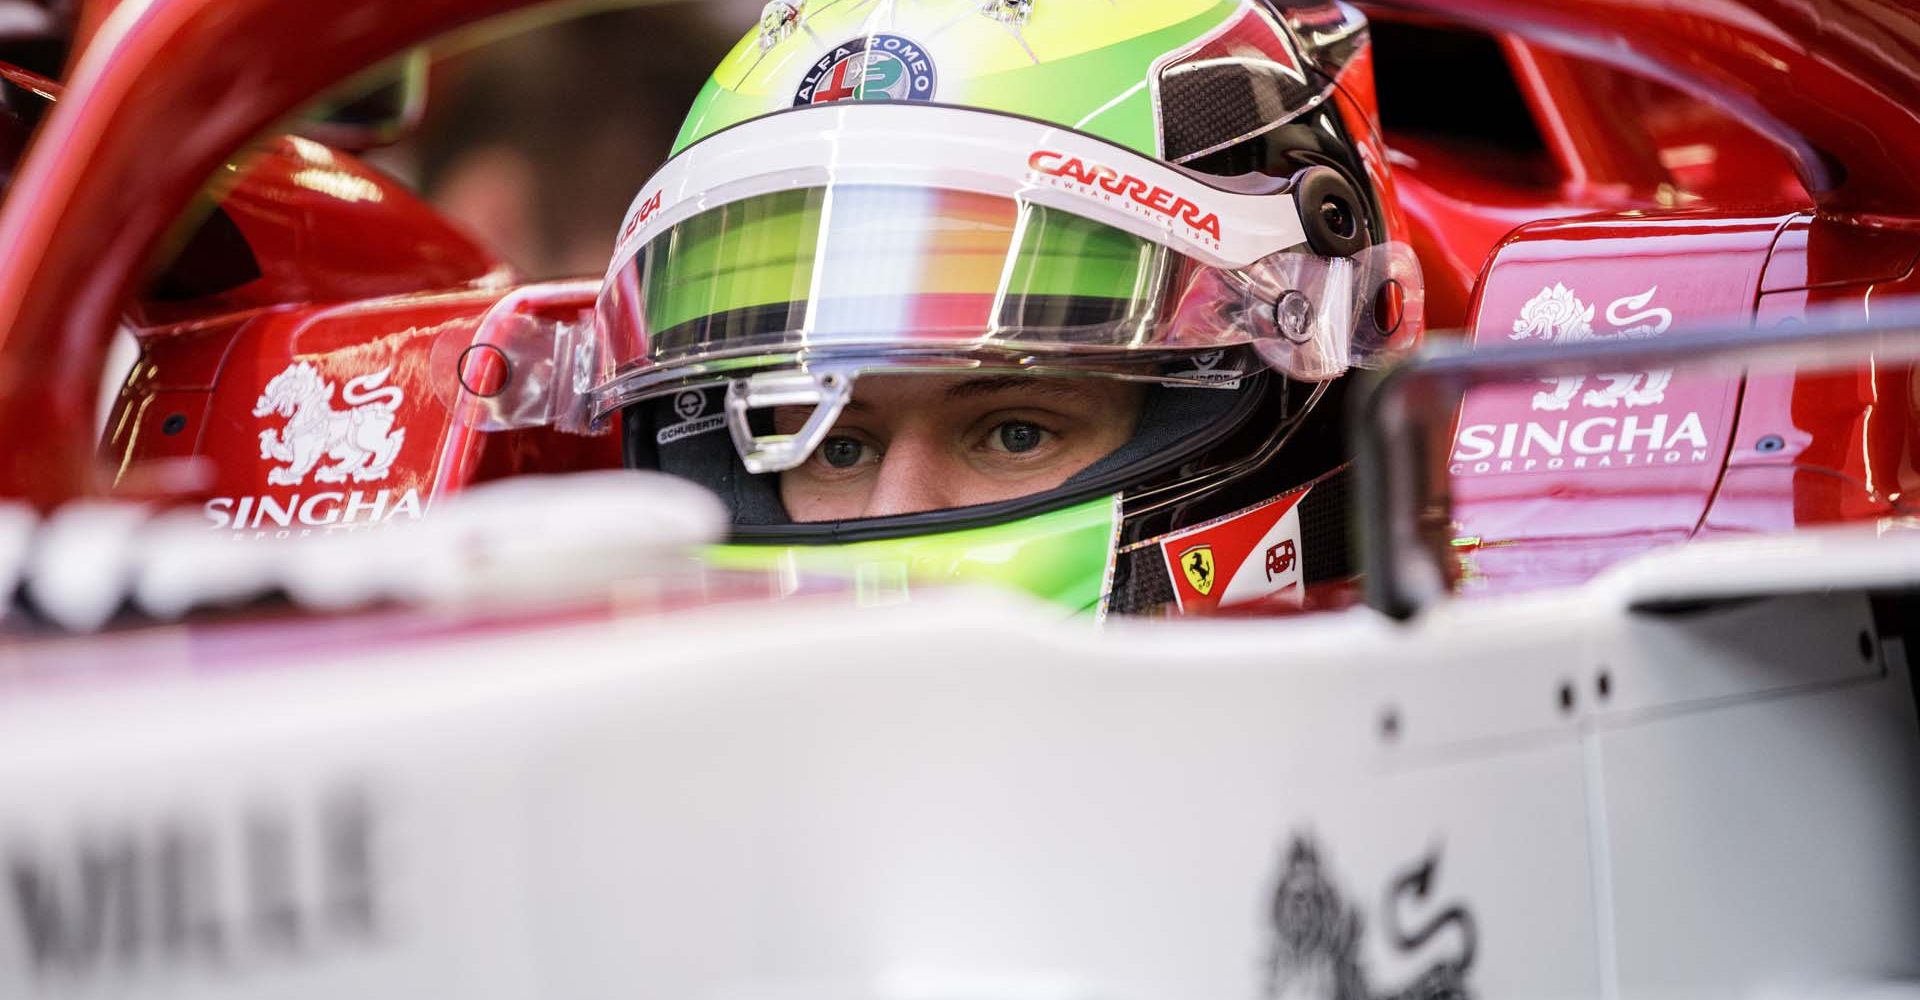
[1706,260,1920,535]
[111,287,627,534]
[1758,218,1920,293]
[0,0,539,505]
[128,136,509,329]
[1386,148,1608,334]
[1497,37,1667,201]
[1382,0,1920,218]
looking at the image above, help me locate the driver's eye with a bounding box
[821,437,866,469]
[997,422,1045,454]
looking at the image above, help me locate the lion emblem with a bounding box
[1267,835,1477,1000]
[1511,282,1595,343]
[254,362,407,486]
[1510,284,1673,412]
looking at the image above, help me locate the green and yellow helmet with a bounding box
[591,0,1421,617]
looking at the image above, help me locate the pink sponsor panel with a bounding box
[1447,217,1773,582]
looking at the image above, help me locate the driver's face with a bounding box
[774,374,1148,523]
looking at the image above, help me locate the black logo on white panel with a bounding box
[1266,834,1478,1000]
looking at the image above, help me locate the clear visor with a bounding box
[589,104,1422,427]
[594,182,1419,420]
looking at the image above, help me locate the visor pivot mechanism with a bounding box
[1292,166,1369,259]
[1274,291,1315,344]
[726,369,856,475]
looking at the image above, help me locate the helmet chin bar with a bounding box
[727,369,857,474]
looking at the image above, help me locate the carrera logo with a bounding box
[621,190,663,244]
[1028,150,1223,243]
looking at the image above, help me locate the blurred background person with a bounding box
[381,0,760,278]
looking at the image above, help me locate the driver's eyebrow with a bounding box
[942,376,1090,401]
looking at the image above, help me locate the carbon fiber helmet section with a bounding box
[1158,3,1331,163]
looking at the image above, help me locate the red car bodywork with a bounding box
[0,0,1915,600]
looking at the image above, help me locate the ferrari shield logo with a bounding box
[1156,489,1311,614]
[1179,545,1216,596]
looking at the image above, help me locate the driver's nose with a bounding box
[859,430,953,519]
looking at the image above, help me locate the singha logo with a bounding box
[1511,284,1674,412]
[1267,835,1477,1000]
[1511,282,1595,342]
[255,362,407,487]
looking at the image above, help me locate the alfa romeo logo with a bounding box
[795,34,937,106]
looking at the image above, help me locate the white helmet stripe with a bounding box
[609,103,1309,275]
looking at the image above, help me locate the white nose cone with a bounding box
[25,502,147,632]
[0,503,38,619]
[14,472,728,630]
[282,471,729,611]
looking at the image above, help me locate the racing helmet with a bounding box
[591,0,1422,616]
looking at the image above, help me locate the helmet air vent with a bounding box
[981,0,1034,26]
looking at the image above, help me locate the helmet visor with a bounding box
[591,104,1421,420]
[634,184,1173,365]
[597,182,1415,413]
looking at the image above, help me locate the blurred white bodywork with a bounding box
[0,529,1915,999]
